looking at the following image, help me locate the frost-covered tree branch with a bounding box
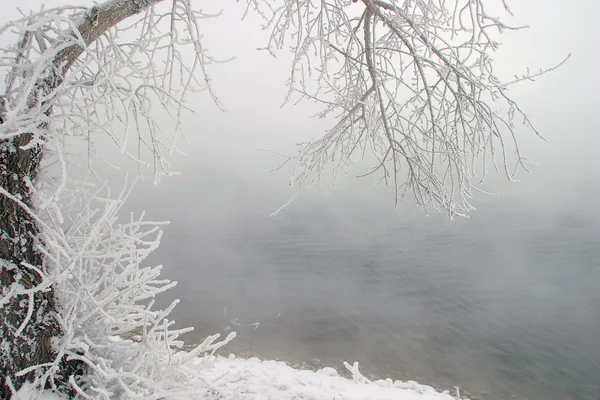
[246,0,567,217]
[1,0,225,188]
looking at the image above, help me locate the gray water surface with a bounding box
[128,173,600,400]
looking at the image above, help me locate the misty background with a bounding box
[4,0,600,399]
[126,2,599,399]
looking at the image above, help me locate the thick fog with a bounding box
[2,1,599,399]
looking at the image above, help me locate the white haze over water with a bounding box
[126,166,600,400]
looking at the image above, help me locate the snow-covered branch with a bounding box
[246,0,564,217]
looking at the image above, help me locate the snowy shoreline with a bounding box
[180,340,492,400]
[195,354,459,400]
[15,353,457,400]
[180,338,545,400]
[15,333,537,400]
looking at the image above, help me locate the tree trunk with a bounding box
[0,133,68,397]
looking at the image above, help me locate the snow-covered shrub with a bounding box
[30,180,235,397]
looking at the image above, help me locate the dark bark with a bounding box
[0,0,165,396]
[0,133,59,398]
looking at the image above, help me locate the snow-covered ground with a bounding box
[15,353,456,400]
[198,355,456,400]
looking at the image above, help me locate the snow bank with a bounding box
[195,355,456,400]
[14,348,456,400]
